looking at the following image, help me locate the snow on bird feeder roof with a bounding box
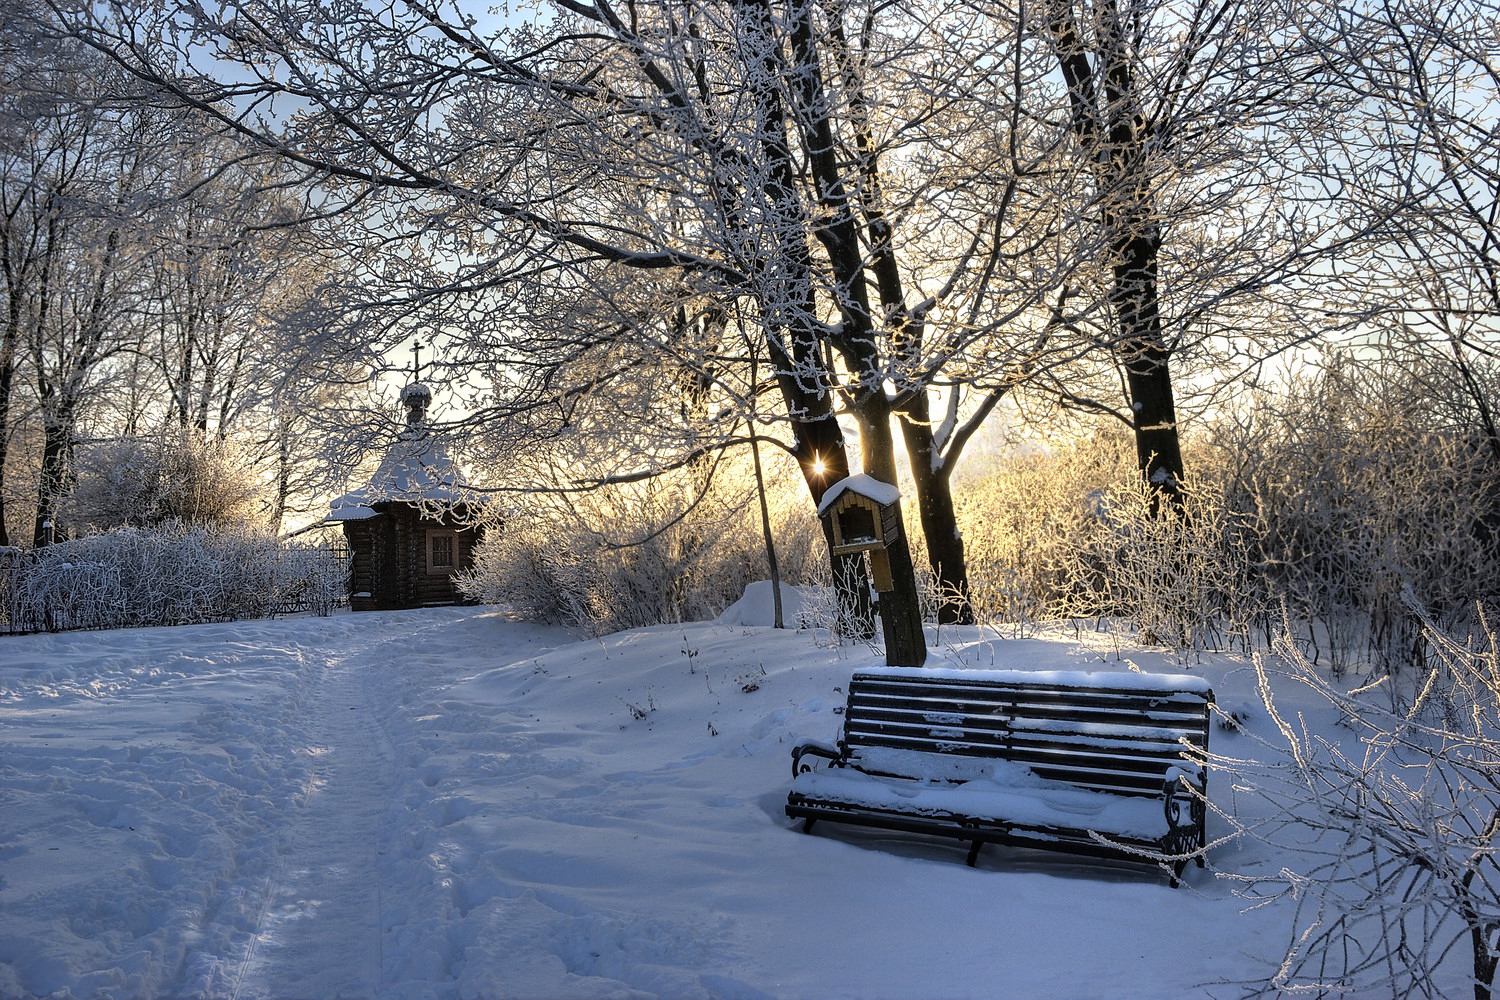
[818,474,904,592]
[816,473,901,516]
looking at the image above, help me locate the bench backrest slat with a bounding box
[851,711,1205,744]
[854,682,1209,715]
[842,671,1211,797]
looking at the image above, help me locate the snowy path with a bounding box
[229,638,397,1000]
[0,608,578,1000]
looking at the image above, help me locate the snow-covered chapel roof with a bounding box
[325,382,482,521]
[326,434,479,518]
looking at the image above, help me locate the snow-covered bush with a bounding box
[9,524,347,630]
[953,432,1139,628]
[1212,366,1500,674]
[1225,608,1500,999]
[1071,475,1257,650]
[457,464,824,634]
[953,434,1257,647]
[955,358,1498,663]
[64,431,266,533]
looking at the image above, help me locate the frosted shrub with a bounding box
[12,524,346,630]
[11,556,127,632]
[1076,476,1257,650]
[266,543,350,616]
[1225,608,1500,1000]
[20,528,223,628]
[1213,365,1500,673]
[791,552,880,646]
[64,431,266,533]
[954,434,1139,628]
[458,463,824,634]
[954,436,1254,647]
[957,361,1497,660]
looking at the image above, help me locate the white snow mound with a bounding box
[716,580,807,626]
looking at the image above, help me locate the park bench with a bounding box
[785,666,1213,885]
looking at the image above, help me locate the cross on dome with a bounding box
[401,341,433,427]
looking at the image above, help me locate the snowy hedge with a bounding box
[2,524,348,632]
[64,432,265,533]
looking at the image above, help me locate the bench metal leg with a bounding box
[965,840,983,867]
[801,818,817,834]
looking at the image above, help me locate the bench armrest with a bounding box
[791,739,843,778]
[1161,767,1207,855]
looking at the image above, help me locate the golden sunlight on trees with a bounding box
[0,0,1493,660]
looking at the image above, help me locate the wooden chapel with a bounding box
[324,378,484,611]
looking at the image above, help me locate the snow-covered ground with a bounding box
[0,594,1442,999]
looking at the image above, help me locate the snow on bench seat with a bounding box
[792,756,1169,841]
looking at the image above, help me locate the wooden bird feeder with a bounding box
[818,475,903,592]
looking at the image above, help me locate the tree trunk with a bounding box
[269,418,292,535]
[857,398,928,666]
[748,351,784,627]
[1113,231,1185,504]
[737,0,875,636]
[897,394,975,624]
[777,0,925,662]
[1046,0,1187,507]
[1471,921,1495,1000]
[779,381,875,637]
[32,403,76,546]
[0,324,16,548]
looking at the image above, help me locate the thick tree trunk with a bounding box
[32,404,75,546]
[811,0,976,625]
[856,399,928,666]
[737,0,875,637]
[897,395,974,625]
[1046,0,1187,508]
[779,381,875,637]
[0,336,14,548]
[1113,232,1185,505]
[776,0,925,663]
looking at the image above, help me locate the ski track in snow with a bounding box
[220,610,582,1000]
[0,610,581,1000]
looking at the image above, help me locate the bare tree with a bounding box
[134,142,303,438]
[1312,0,1500,468]
[992,0,1365,504]
[32,0,1101,646]
[3,66,169,545]
[0,14,83,546]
